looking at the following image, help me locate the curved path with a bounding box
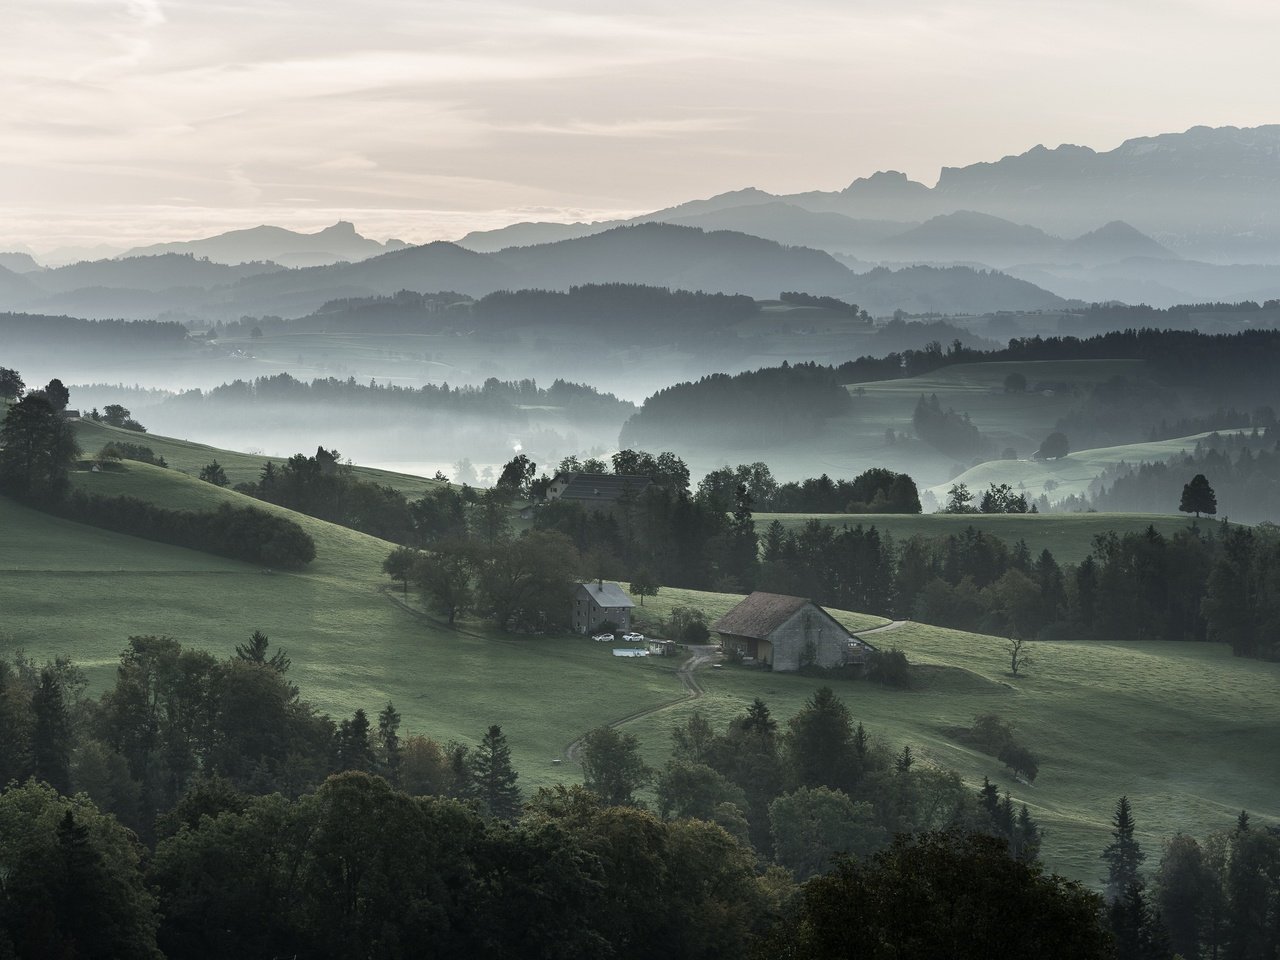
[564,644,719,764]
[859,618,911,637]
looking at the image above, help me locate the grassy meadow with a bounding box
[73,418,445,498]
[928,431,1226,506]
[623,620,1280,882]
[753,511,1215,564]
[3,435,1275,886]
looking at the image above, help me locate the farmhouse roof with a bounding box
[713,592,814,640]
[554,472,651,503]
[576,581,635,608]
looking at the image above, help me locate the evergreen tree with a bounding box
[377,701,402,786]
[336,709,374,773]
[787,687,855,792]
[31,667,72,794]
[470,724,521,820]
[0,393,80,500]
[1102,796,1147,900]
[234,630,290,673]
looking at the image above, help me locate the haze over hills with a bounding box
[0,222,1071,321]
[455,124,1280,300]
[122,220,409,268]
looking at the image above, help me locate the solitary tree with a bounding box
[1102,795,1146,901]
[1007,636,1032,677]
[496,454,537,496]
[0,366,23,399]
[382,545,418,595]
[198,460,229,487]
[1179,474,1217,518]
[630,568,659,606]
[579,725,651,806]
[43,378,71,412]
[470,724,522,820]
[1037,431,1071,460]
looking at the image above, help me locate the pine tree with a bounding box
[336,709,375,773]
[1102,795,1147,900]
[470,724,521,820]
[377,701,402,786]
[31,667,71,794]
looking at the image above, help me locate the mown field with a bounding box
[3,442,1276,886]
[929,431,1226,506]
[753,511,1214,564]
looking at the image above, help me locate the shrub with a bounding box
[866,648,910,688]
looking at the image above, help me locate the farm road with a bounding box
[564,644,719,764]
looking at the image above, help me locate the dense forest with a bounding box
[620,362,855,447]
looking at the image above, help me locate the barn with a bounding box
[713,592,869,672]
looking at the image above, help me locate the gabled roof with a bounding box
[576,581,635,608]
[712,592,813,640]
[554,472,651,503]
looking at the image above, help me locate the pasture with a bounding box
[3,450,1274,886]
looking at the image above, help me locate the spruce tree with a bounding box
[377,701,402,786]
[471,724,521,820]
[1102,795,1146,900]
[336,709,375,773]
[31,667,71,794]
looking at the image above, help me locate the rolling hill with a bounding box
[3,430,1277,885]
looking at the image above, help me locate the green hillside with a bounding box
[928,431,1226,505]
[754,511,1213,564]
[72,417,445,498]
[617,615,1280,883]
[3,451,1275,886]
[1,468,675,791]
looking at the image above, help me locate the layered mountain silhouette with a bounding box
[0,222,1070,321]
[122,221,408,268]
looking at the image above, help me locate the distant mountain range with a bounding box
[122,221,408,268]
[0,223,1074,321]
[7,124,1280,317]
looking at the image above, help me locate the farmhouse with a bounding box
[572,580,635,634]
[546,472,652,509]
[713,591,870,672]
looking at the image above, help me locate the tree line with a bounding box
[0,639,1080,959]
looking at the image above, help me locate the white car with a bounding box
[592,633,614,642]
[622,632,645,642]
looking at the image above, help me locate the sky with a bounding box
[4,0,1280,255]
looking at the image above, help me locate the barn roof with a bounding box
[576,581,635,608]
[712,592,814,640]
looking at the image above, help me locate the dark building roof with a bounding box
[553,472,651,504]
[575,581,635,608]
[712,592,814,640]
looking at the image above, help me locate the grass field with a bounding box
[753,511,1215,564]
[4,443,1276,886]
[928,431,1227,505]
[621,621,1280,882]
[72,418,445,498]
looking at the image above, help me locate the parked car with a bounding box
[622,632,645,642]
[592,633,614,642]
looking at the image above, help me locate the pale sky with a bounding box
[4,0,1280,254]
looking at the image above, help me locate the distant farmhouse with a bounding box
[572,580,635,634]
[547,472,652,509]
[713,592,872,672]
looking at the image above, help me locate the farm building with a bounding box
[571,580,635,634]
[546,472,652,509]
[713,592,870,672]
